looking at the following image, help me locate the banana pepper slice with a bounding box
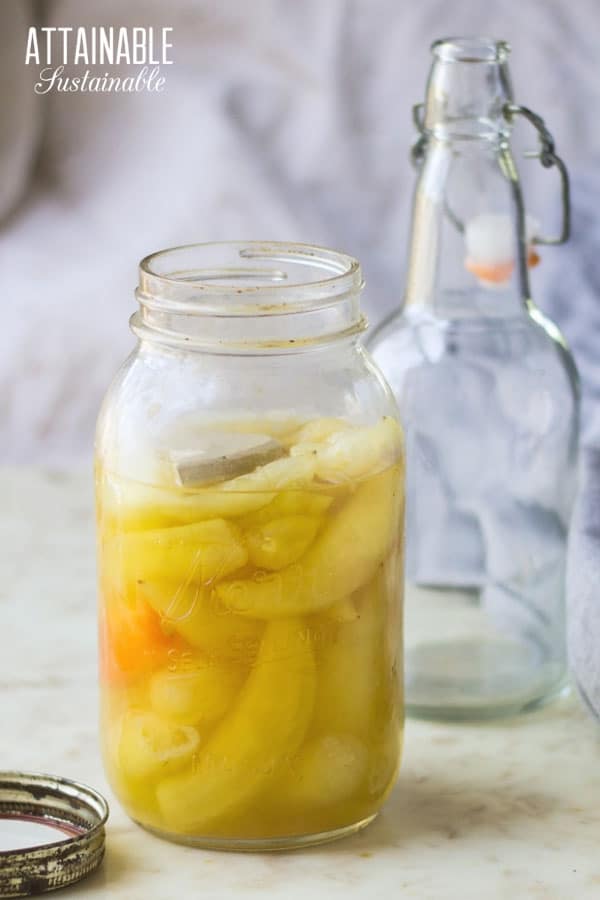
[156,617,316,832]
[289,417,352,445]
[150,658,243,726]
[108,518,248,588]
[216,466,402,618]
[118,710,200,780]
[245,514,321,571]
[290,416,403,483]
[142,581,263,664]
[240,490,332,529]
[313,571,389,737]
[278,733,368,811]
[104,455,317,530]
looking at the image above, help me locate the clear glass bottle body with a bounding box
[95,242,405,848]
[369,39,579,720]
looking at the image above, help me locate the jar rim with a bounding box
[134,241,366,351]
[431,36,510,64]
[138,241,363,315]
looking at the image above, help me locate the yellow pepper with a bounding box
[245,514,321,571]
[278,733,368,811]
[156,617,316,832]
[240,490,332,528]
[150,657,243,726]
[216,466,401,618]
[108,518,248,588]
[290,416,403,483]
[118,710,200,780]
[289,417,351,445]
[141,581,263,664]
[103,455,317,530]
[313,572,388,737]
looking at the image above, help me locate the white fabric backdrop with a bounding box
[1,0,599,463]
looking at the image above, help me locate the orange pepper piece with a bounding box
[99,587,184,684]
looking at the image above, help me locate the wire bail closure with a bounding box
[410,103,427,168]
[502,103,571,246]
[410,99,571,301]
[411,101,571,247]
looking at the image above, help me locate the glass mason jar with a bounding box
[95,242,404,850]
[369,38,579,721]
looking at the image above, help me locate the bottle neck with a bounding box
[404,135,529,318]
[404,37,532,319]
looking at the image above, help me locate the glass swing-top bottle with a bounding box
[369,37,579,720]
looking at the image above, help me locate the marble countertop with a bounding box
[2,467,600,899]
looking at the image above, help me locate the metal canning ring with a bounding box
[0,772,109,898]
